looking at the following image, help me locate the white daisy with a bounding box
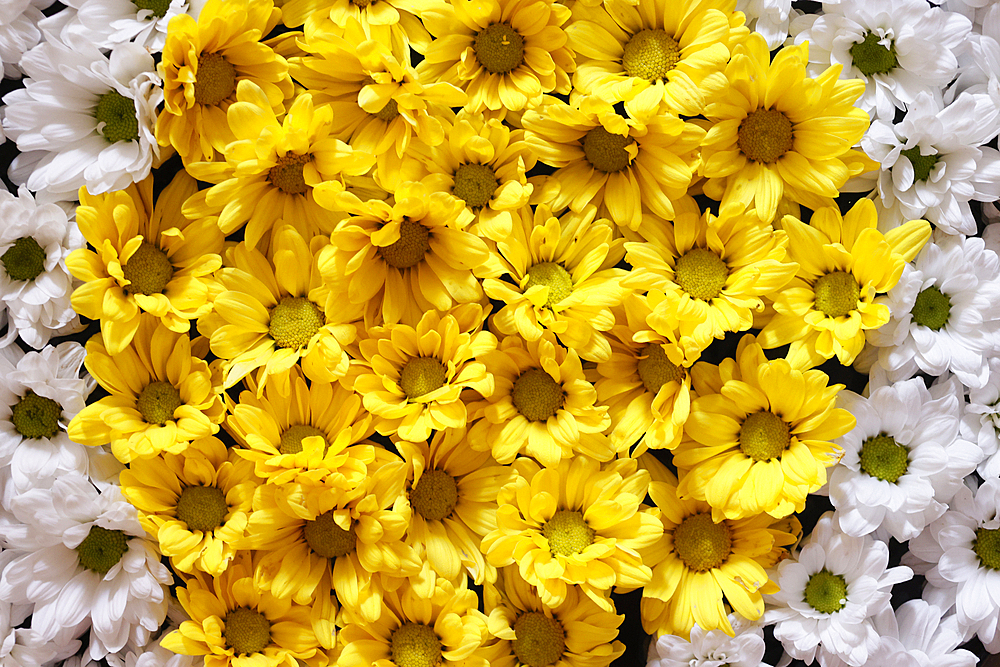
[764,511,912,667]
[736,0,797,50]
[870,600,978,667]
[56,0,189,52]
[0,0,52,79]
[959,356,1000,478]
[64,600,198,667]
[939,0,999,33]
[0,551,68,667]
[946,33,1000,106]
[647,613,770,667]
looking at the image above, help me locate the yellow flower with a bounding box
[758,200,931,367]
[279,0,433,51]
[673,334,855,521]
[68,318,225,463]
[67,172,222,355]
[120,436,258,576]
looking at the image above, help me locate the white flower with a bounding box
[2,38,161,199]
[736,0,796,50]
[0,550,69,667]
[938,0,999,33]
[56,0,189,53]
[870,600,978,667]
[0,0,52,79]
[764,512,912,667]
[829,377,981,542]
[647,614,769,667]
[958,356,1000,478]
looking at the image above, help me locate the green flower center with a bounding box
[511,368,564,422]
[175,486,228,532]
[223,607,271,656]
[391,623,442,667]
[2,237,46,282]
[268,153,311,195]
[813,271,860,318]
[524,262,573,308]
[737,108,794,164]
[474,23,524,74]
[622,29,680,81]
[512,613,566,667]
[76,525,129,576]
[11,391,61,439]
[194,51,237,106]
[975,528,1000,570]
[399,357,448,400]
[379,219,430,269]
[672,512,732,572]
[278,424,328,455]
[739,410,790,462]
[674,247,728,300]
[452,163,498,209]
[123,242,174,295]
[542,509,594,556]
[804,569,848,614]
[911,285,951,331]
[859,434,908,483]
[269,296,324,349]
[583,126,635,173]
[304,511,357,558]
[136,381,182,425]
[849,32,898,77]
[375,99,400,122]
[900,146,941,183]
[410,469,459,521]
[94,90,139,144]
[636,343,685,395]
[132,0,171,18]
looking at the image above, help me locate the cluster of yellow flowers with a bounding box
[61,0,937,665]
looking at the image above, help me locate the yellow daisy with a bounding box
[279,0,433,51]
[67,318,226,464]
[673,334,855,521]
[67,172,223,355]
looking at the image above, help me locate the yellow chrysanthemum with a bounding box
[673,334,855,521]
[700,33,874,223]
[482,456,661,611]
[523,95,704,231]
[467,333,613,467]
[758,200,931,368]
[156,0,292,165]
[279,0,433,51]
[68,318,225,463]
[483,205,626,363]
[120,436,258,576]
[566,0,747,115]
[67,172,222,355]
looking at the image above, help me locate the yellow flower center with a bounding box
[269,296,324,349]
[11,391,61,439]
[132,0,171,17]
[512,613,566,667]
[511,369,564,422]
[813,271,860,318]
[375,99,400,122]
[474,23,524,74]
[804,569,848,614]
[410,469,459,521]
[2,237,45,282]
[194,51,237,106]
[859,434,908,483]
[390,623,442,667]
[175,486,228,532]
[524,262,573,308]
[672,512,732,572]
[268,153,311,195]
[975,528,1000,570]
[636,343,685,395]
[849,32,898,77]
[911,285,951,331]
[452,163,498,209]
[673,247,728,300]
[304,511,357,558]
[737,108,794,164]
[223,607,271,656]
[94,90,138,144]
[136,381,182,425]
[583,126,635,173]
[76,525,129,575]
[278,424,328,455]
[542,509,595,556]
[123,242,173,295]
[399,357,448,400]
[379,219,430,269]
[900,146,941,183]
[622,29,680,81]
[353,0,373,6]
[739,410,790,461]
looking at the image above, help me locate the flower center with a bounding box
[378,219,430,269]
[636,343,685,394]
[511,369,565,422]
[278,424,328,455]
[391,624,442,667]
[975,528,1000,570]
[804,569,848,614]
[899,146,941,183]
[132,0,171,17]
[583,126,635,173]
[737,108,794,164]
[813,271,860,318]
[268,153,311,195]
[123,242,174,295]
[353,0,373,7]
[136,381,182,425]
[859,434,908,483]
[399,357,448,399]
[739,410,790,462]
[673,248,728,300]
[375,99,400,122]
[622,29,680,81]
[524,262,573,308]
[452,163,498,209]
[304,511,357,558]
[474,23,524,74]
[175,486,228,532]
[194,51,237,106]
[94,90,139,144]
[410,469,459,521]
[269,296,324,349]
[223,607,271,656]
[512,613,566,667]
[2,237,46,282]
[11,391,61,439]
[542,509,594,556]
[76,525,129,576]
[911,285,951,331]
[672,512,732,571]
[849,32,898,77]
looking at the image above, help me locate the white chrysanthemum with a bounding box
[0,0,52,79]
[829,377,982,542]
[0,551,68,667]
[736,0,797,50]
[946,33,1000,108]
[0,474,172,661]
[868,600,978,667]
[647,613,770,667]
[56,0,188,52]
[940,0,999,33]
[63,600,197,667]
[959,356,1000,478]
[764,512,912,667]
[2,38,161,198]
